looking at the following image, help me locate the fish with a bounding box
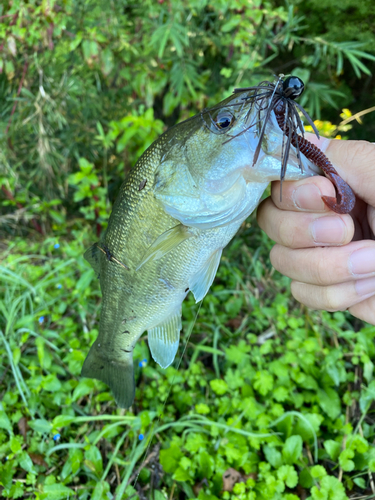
[81,75,355,408]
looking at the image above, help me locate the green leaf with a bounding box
[9,480,24,499]
[364,361,374,383]
[70,448,83,475]
[40,483,76,499]
[28,419,52,434]
[225,344,249,365]
[91,481,110,500]
[0,462,14,490]
[299,468,313,488]
[347,434,368,453]
[198,451,214,480]
[253,371,274,396]
[195,403,210,415]
[42,374,62,392]
[10,435,22,453]
[293,413,323,442]
[317,387,341,419]
[310,465,327,479]
[84,445,103,476]
[160,443,183,474]
[282,435,303,465]
[311,485,328,500]
[52,415,75,428]
[0,411,12,432]
[13,346,21,365]
[154,492,167,500]
[339,449,355,471]
[69,32,82,51]
[82,40,99,62]
[263,445,283,468]
[173,466,191,481]
[72,378,95,401]
[210,379,228,395]
[101,48,114,76]
[277,465,298,488]
[320,475,346,500]
[353,477,366,489]
[323,440,341,461]
[19,452,35,473]
[359,380,375,411]
[150,24,172,59]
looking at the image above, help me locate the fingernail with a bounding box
[293,184,325,211]
[311,216,347,244]
[355,277,375,297]
[349,248,375,277]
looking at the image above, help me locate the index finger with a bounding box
[271,175,337,212]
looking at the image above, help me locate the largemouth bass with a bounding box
[82,76,353,408]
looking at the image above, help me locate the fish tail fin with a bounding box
[81,343,135,408]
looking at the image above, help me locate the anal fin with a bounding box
[81,342,135,408]
[189,248,222,302]
[148,309,181,369]
[136,224,193,271]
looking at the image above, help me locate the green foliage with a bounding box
[1,0,375,234]
[0,224,375,498]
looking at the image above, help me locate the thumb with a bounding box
[305,134,375,208]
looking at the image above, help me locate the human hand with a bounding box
[257,135,375,325]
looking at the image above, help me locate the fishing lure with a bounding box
[233,75,356,214]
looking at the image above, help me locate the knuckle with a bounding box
[271,181,282,202]
[347,140,374,163]
[322,286,345,312]
[290,281,308,305]
[308,247,349,286]
[308,248,341,286]
[342,140,375,188]
[311,257,329,286]
[256,198,273,231]
[270,244,284,271]
[277,215,296,247]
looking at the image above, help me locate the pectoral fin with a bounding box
[81,342,135,408]
[84,243,101,277]
[148,309,181,369]
[189,248,222,302]
[136,224,193,271]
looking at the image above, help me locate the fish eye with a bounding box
[214,111,235,130]
[201,106,237,135]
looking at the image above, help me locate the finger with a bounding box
[348,295,375,325]
[257,197,354,248]
[291,276,375,312]
[305,134,375,207]
[270,241,375,285]
[271,176,337,212]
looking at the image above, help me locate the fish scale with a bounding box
[81,87,321,408]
